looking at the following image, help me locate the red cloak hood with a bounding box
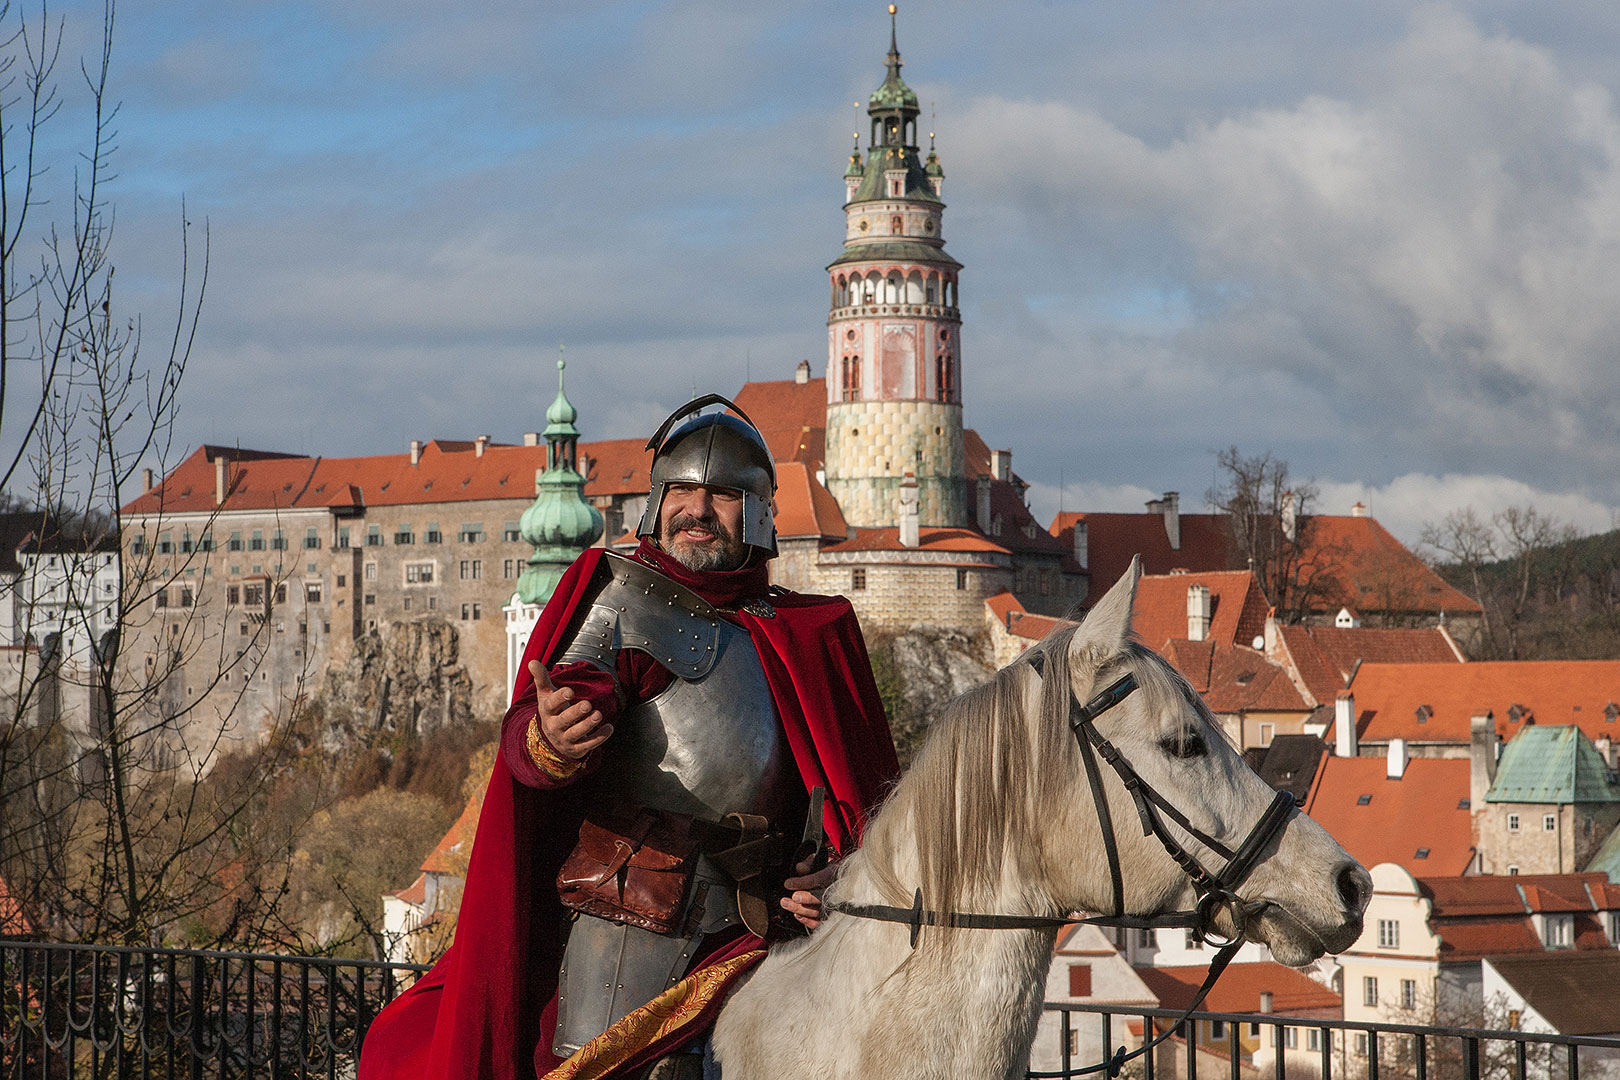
[360,543,899,1080]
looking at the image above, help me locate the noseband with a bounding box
[824,664,1299,1078]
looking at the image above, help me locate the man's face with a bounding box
[658,482,747,571]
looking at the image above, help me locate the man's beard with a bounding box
[660,512,747,572]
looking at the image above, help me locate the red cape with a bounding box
[359,546,900,1080]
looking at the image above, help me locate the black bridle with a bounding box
[824,666,1299,1078]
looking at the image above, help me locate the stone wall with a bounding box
[823,400,965,528]
[1472,801,1620,875]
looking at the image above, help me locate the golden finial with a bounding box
[889,4,897,14]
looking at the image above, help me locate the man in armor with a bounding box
[361,397,900,1080]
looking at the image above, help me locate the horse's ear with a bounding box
[1069,556,1139,667]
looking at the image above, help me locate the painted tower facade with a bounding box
[822,9,967,529]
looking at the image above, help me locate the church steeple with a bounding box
[516,355,603,605]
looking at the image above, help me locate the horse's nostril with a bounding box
[1337,864,1368,914]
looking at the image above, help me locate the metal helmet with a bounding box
[636,394,777,556]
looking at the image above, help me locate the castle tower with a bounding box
[504,355,604,689]
[822,5,966,529]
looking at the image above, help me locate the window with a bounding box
[365,526,382,547]
[271,530,288,551]
[503,522,521,542]
[305,582,322,603]
[243,583,265,607]
[403,597,412,612]
[303,528,321,550]
[1248,1023,1261,1037]
[851,568,866,590]
[1306,1029,1322,1052]
[180,533,194,553]
[459,523,485,543]
[239,623,247,636]
[1067,963,1090,997]
[1415,848,1431,860]
[1210,1020,1226,1040]
[177,587,193,608]
[364,594,375,606]
[157,533,174,555]
[336,574,346,587]
[1137,928,1154,947]
[423,523,442,544]
[1509,865,1519,875]
[1544,814,1557,832]
[472,602,481,620]
[250,530,265,551]
[227,585,240,605]
[1356,794,1372,806]
[956,568,967,590]
[131,536,147,556]
[1545,915,1573,948]
[460,559,482,580]
[364,562,376,581]
[1508,813,1520,832]
[154,588,168,609]
[1363,976,1378,1007]
[1609,912,1620,946]
[198,533,215,552]
[1354,1033,1368,1056]
[1184,929,1199,949]
[1401,979,1417,1010]
[337,527,350,549]
[1377,919,1399,949]
[405,562,434,584]
[394,526,414,545]
[1258,722,1275,746]
[427,595,437,611]
[1284,1028,1298,1049]
[275,584,287,604]
[504,558,518,579]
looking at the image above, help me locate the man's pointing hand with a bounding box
[530,659,614,760]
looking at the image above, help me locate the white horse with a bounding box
[713,560,1371,1079]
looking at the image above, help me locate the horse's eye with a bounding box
[1161,730,1207,759]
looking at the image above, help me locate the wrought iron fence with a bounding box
[1031,1002,1620,1080]
[2,941,428,1079]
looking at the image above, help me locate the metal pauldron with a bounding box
[556,553,722,680]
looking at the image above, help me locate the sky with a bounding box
[28,0,1620,546]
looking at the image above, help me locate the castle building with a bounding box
[822,6,966,531]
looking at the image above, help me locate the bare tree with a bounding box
[1206,447,1340,623]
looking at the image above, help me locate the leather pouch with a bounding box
[557,805,696,934]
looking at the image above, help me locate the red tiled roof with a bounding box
[1303,756,1474,875]
[968,477,1070,558]
[986,590,1024,625]
[1277,624,1464,708]
[732,378,827,445]
[773,463,847,541]
[1164,642,1311,713]
[1051,510,1235,596]
[1136,962,1339,1015]
[823,527,1011,555]
[0,874,32,937]
[393,872,428,907]
[1432,920,1543,961]
[1420,873,1619,918]
[124,439,656,516]
[420,795,482,876]
[1341,661,1620,745]
[1134,570,1269,652]
[1302,516,1481,615]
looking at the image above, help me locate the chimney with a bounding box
[1187,585,1212,642]
[1387,737,1408,780]
[475,434,491,457]
[1262,611,1280,658]
[1335,692,1358,758]
[1470,713,1498,808]
[976,475,993,533]
[523,432,540,447]
[1351,500,1369,518]
[214,456,227,506]
[142,467,154,492]
[1073,520,1088,570]
[898,472,920,548]
[990,449,1012,482]
[409,440,422,466]
[1281,490,1299,542]
[1162,491,1180,551]
[1598,736,1614,770]
[1259,991,1273,1014]
[795,360,811,384]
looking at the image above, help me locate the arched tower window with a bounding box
[926,274,938,304]
[841,355,862,402]
[935,330,955,402]
[891,214,903,235]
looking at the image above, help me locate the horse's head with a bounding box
[1032,559,1370,965]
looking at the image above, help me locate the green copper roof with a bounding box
[846,146,943,205]
[517,357,603,605]
[828,239,961,271]
[1585,820,1620,883]
[846,150,865,178]
[1486,725,1620,804]
[869,10,918,113]
[925,148,944,178]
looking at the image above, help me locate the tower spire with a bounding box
[887,4,900,72]
[516,351,603,605]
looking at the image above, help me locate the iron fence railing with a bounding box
[10,942,1620,1079]
[2,941,429,1079]
[1032,1002,1620,1080]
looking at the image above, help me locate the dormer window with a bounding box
[1541,914,1573,949]
[1415,705,1432,724]
[1607,703,1618,723]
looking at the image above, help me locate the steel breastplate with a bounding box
[555,553,794,823]
[597,619,790,822]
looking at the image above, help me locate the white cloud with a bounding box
[1023,480,1159,532]
[1317,473,1617,548]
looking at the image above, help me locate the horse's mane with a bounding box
[853,623,1199,955]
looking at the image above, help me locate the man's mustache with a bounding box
[666,513,734,544]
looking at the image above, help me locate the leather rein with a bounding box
[824,666,1299,1078]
